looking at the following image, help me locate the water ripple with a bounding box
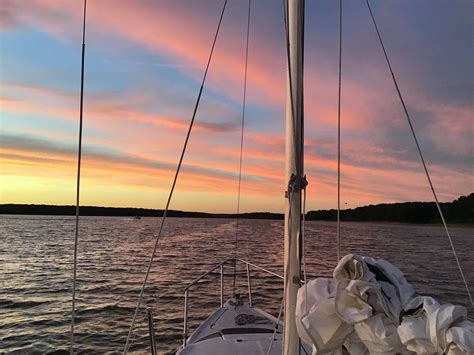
[0,215,472,353]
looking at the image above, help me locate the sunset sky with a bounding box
[1,0,472,213]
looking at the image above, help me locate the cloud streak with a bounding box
[1,0,472,211]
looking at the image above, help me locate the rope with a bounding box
[70,1,87,353]
[123,1,229,352]
[233,0,252,296]
[365,0,473,306]
[336,0,342,262]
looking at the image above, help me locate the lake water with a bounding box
[0,215,473,354]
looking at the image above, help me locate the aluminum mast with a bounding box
[283,0,304,353]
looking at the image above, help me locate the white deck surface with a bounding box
[177,298,286,355]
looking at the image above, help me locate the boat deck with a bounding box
[177,298,283,355]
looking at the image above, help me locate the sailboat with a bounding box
[68,0,473,354]
[144,0,307,353]
[143,0,473,353]
[69,0,309,353]
[121,0,309,353]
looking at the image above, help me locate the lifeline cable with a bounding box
[366,0,472,305]
[124,1,229,352]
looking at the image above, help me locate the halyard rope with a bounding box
[366,0,472,305]
[124,1,229,352]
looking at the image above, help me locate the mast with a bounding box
[283,0,304,353]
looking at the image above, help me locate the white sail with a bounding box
[296,254,474,354]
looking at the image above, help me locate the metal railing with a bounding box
[146,308,157,355]
[182,258,283,346]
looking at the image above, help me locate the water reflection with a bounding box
[0,215,472,353]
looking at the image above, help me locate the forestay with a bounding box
[296,254,474,354]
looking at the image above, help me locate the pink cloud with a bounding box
[2,1,472,211]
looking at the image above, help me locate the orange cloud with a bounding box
[2,0,472,212]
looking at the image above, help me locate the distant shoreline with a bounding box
[3,214,473,229]
[0,204,281,220]
[1,193,472,224]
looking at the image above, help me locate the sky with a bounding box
[0,0,472,213]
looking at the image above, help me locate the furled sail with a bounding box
[296,254,474,354]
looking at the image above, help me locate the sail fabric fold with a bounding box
[398,296,474,354]
[295,278,352,352]
[296,254,474,354]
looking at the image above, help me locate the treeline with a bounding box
[0,204,283,220]
[306,193,474,224]
[1,193,472,223]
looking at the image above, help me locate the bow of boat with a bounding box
[177,297,283,355]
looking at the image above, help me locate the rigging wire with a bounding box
[70,0,87,353]
[301,0,305,182]
[301,176,308,314]
[336,0,342,262]
[128,296,183,350]
[233,0,252,296]
[300,0,307,296]
[266,298,284,354]
[365,0,473,306]
[123,1,229,352]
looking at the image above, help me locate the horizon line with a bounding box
[1,192,471,215]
